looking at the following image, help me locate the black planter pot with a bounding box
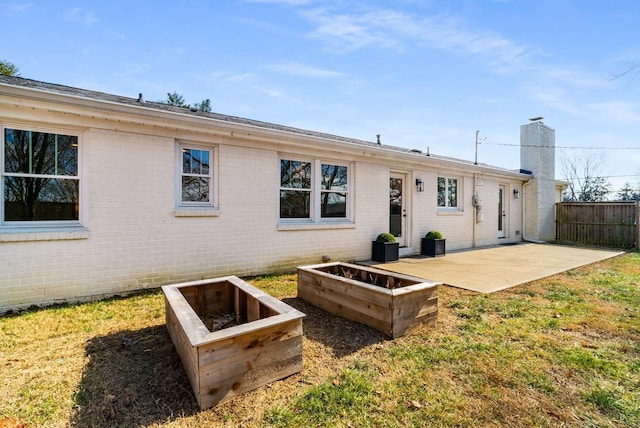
[421,238,446,257]
[371,241,399,263]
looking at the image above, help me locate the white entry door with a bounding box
[390,173,407,246]
[498,185,506,238]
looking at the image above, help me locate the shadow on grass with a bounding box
[71,325,199,427]
[282,298,387,358]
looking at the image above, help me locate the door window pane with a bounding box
[390,178,402,237]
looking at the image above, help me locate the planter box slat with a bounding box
[299,286,392,334]
[299,269,394,310]
[298,266,406,306]
[198,317,304,365]
[392,291,438,337]
[298,273,393,323]
[199,336,303,385]
[163,276,305,410]
[200,350,304,407]
[165,296,200,390]
[298,262,439,338]
[247,294,261,322]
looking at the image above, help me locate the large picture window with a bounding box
[2,127,79,223]
[280,158,350,222]
[437,176,458,208]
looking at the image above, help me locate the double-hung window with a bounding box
[320,164,348,218]
[2,127,80,224]
[437,176,459,209]
[280,158,350,222]
[178,145,214,207]
[280,160,311,218]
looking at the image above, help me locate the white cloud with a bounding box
[0,2,33,15]
[303,8,408,53]
[586,101,640,125]
[63,8,98,26]
[209,71,258,83]
[266,61,344,78]
[245,0,317,5]
[302,6,533,73]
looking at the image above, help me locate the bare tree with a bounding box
[560,151,612,202]
[610,63,640,82]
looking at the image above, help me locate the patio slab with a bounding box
[369,243,625,293]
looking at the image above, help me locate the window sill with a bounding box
[174,208,220,217]
[277,222,356,231]
[0,226,89,242]
[437,209,464,216]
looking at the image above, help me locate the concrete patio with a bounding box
[370,243,625,293]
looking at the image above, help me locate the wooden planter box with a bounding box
[297,262,439,338]
[162,276,305,410]
[421,238,446,257]
[372,241,400,263]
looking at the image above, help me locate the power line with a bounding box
[479,141,640,150]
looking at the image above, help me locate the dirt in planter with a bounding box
[329,266,416,289]
[200,312,241,332]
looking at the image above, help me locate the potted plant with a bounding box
[372,232,399,263]
[421,230,446,257]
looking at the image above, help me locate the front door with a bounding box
[498,185,506,238]
[390,174,407,246]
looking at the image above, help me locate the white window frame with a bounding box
[0,124,84,231]
[278,156,353,224]
[437,175,462,211]
[175,142,218,216]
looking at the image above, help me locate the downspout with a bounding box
[521,178,546,244]
[472,173,477,248]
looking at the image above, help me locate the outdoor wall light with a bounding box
[416,178,424,192]
[513,189,520,199]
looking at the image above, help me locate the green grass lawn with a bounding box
[1,253,639,427]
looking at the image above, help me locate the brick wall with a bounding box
[0,103,527,312]
[520,121,556,241]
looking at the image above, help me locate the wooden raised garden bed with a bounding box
[297,262,439,338]
[162,276,305,410]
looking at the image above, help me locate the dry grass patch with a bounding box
[1,254,639,427]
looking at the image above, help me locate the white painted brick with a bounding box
[0,110,531,312]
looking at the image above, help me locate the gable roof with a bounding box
[0,74,531,179]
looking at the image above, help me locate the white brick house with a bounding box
[0,76,558,312]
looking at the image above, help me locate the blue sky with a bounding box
[3,0,640,193]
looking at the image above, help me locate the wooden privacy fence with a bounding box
[556,201,640,249]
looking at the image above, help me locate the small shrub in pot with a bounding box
[372,232,399,262]
[421,230,446,257]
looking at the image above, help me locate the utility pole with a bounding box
[475,130,479,165]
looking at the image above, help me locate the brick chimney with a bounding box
[520,120,556,241]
